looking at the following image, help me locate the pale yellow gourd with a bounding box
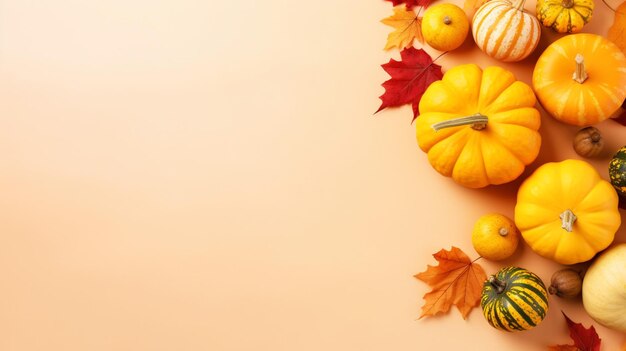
[583,244,626,332]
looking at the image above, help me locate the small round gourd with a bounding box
[536,0,594,33]
[472,0,541,62]
[573,127,603,158]
[421,3,469,52]
[533,33,626,126]
[609,146,626,197]
[515,159,621,265]
[416,64,541,188]
[481,267,549,332]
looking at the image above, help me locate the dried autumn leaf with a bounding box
[608,1,626,54]
[381,6,423,50]
[547,346,579,351]
[463,0,489,17]
[549,312,602,351]
[385,0,433,10]
[565,313,601,351]
[414,246,487,319]
[376,47,443,121]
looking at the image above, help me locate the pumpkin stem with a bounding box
[511,0,527,10]
[488,276,507,294]
[572,54,588,84]
[431,113,488,132]
[443,16,452,25]
[562,0,574,8]
[590,132,601,143]
[560,209,577,232]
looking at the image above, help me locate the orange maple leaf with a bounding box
[414,246,487,319]
[608,1,626,54]
[381,6,423,51]
[463,0,489,18]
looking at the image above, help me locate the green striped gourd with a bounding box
[536,0,594,33]
[481,267,549,331]
[609,146,626,197]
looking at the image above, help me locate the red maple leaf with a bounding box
[385,0,433,9]
[376,47,443,121]
[549,312,601,351]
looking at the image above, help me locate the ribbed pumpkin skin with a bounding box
[481,267,549,332]
[416,64,541,188]
[536,0,593,33]
[515,159,621,265]
[609,146,626,197]
[472,0,541,62]
[533,33,626,126]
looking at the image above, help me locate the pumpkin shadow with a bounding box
[463,115,567,204]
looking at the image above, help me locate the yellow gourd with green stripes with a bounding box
[536,0,593,33]
[481,267,549,332]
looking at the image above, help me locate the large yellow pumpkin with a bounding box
[416,64,541,188]
[533,33,626,126]
[515,159,621,265]
[472,0,541,62]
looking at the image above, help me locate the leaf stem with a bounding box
[602,0,618,12]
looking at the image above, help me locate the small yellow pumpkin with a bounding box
[416,64,541,188]
[515,159,621,265]
[472,0,541,62]
[533,33,626,126]
[536,0,594,33]
[422,3,469,52]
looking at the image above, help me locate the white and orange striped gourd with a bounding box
[472,0,541,62]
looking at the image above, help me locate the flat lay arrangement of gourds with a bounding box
[378,0,626,347]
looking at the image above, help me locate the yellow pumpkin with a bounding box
[472,0,541,62]
[533,33,626,126]
[536,0,594,33]
[416,64,541,188]
[421,3,469,52]
[515,159,621,265]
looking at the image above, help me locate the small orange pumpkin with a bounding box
[416,64,541,188]
[533,33,626,126]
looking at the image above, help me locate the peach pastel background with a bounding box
[0,0,625,350]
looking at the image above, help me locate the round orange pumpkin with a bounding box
[533,33,626,126]
[416,64,541,188]
[472,0,541,62]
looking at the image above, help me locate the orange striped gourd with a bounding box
[533,33,626,126]
[472,0,541,62]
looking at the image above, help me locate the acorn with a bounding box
[548,268,582,298]
[573,127,604,158]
